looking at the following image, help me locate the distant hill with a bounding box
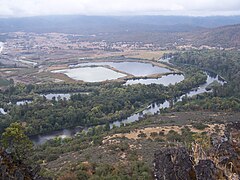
[185,24,240,48]
[117,15,240,28]
[1,15,240,34]
[0,15,202,34]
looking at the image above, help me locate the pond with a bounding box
[125,74,184,86]
[70,61,171,76]
[52,67,127,82]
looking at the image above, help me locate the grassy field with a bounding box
[125,50,174,60]
[77,50,174,60]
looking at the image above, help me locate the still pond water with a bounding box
[125,74,184,86]
[70,61,171,76]
[52,67,127,82]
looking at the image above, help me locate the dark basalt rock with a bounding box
[153,147,196,180]
[195,160,225,180]
[153,147,227,180]
[153,121,240,180]
[225,122,240,140]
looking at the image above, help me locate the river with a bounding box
[0,108,7,115]
[0,42,4,53]
[31,71,226,145]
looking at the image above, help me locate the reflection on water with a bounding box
[0,42,4,53]
[70,61,171,76]
[125,74,184,86]
[41,93,71,100]
[16,100,32,105]
[110,101,170,128]
[40,92,89,100]
[0,108,7,115]
[52,67,127,82]
[179,72,226,100]
[41,92,90,100]
[30,127,83,145]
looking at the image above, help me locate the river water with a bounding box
[31,71,226,145]
[0,42,4,53]
[0,108,7,115]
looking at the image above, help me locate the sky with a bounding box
[0,0,240,17]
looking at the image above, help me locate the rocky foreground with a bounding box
[154,122,240,180]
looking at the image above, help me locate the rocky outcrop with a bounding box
[154,122,240,180]
[153,147,226,180]
[219,122,240,176]
[195,160,225,180]
[153,147,196,180]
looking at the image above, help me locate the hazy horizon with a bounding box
[1,0,240,18]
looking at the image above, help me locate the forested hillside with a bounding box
[172,50,240,111]
[187,24,240,48]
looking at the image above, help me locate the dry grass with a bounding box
[84,50,174,60]
[125,50,174,60]
[103,124,225,142]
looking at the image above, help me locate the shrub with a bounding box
[166,130,182,142]
[192,123,209,130]
[150,132,158,138]
[154,137,165,142]
[159,131,165,136]
[138,132,147,138]
[46,154,59,162]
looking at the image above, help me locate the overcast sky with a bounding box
[1,0,240,17]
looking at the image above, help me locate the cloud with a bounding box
[0,0,240,17]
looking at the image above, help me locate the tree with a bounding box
[104,122,110,131]
[1,122,33,162]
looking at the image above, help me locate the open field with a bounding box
[124,50,173,60]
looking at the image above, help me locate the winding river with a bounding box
[31,71,226,145]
